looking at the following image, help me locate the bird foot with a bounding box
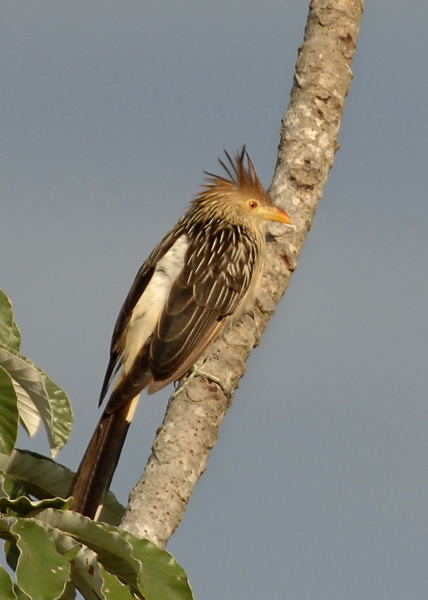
[172,365,229,398]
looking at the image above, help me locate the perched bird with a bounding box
[70,148,292,519]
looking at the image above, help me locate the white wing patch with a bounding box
[123,234,188,372]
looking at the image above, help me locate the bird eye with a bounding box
[249,200,258,208]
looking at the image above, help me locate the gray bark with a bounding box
[120,0,365,547]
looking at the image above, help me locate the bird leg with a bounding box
[172,364,230,399]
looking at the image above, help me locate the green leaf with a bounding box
[131,533,193,600]
[0,349,52,441]
[101,565,137,600]
[30,359,73,458]
[37,510,144,598]
[11,518,70,600]
[13,381,41,438]
[0,472,27,499]
[63,545,136,600]
[0,291,21,352]
[12,585,30,600]
[47,535,97,600]
[66,546,114,600]
[38,523,81,575]
[0,495,71,516]
[0,517,79,600]
[36,509,194,600]
[0,450,124,525]
[0,450,74,498]
[0,348,72,455]
[57,582,76,600]
[0,564,18,600]
[0,366,19,454]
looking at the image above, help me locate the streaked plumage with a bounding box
[70,148,292,519]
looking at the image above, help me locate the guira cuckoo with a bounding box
[70,148,292,519]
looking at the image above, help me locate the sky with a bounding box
[2,1,428,599]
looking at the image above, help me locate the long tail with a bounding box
[70,395,140,519]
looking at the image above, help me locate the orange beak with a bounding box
[261,205,292,225]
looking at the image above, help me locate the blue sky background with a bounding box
[2,2,428,599]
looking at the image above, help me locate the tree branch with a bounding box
[120,0,365,547]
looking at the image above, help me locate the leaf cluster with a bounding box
[0,290,72,457]
[0,291,194,600]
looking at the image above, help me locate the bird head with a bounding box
[192,148,292,230]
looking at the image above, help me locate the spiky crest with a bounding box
[196,147,268,204]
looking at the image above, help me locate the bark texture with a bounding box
[120,0,365,547]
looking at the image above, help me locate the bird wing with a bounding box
[98,223,186,405]
[148,223,258,390]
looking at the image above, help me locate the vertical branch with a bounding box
[120,0,365,547]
